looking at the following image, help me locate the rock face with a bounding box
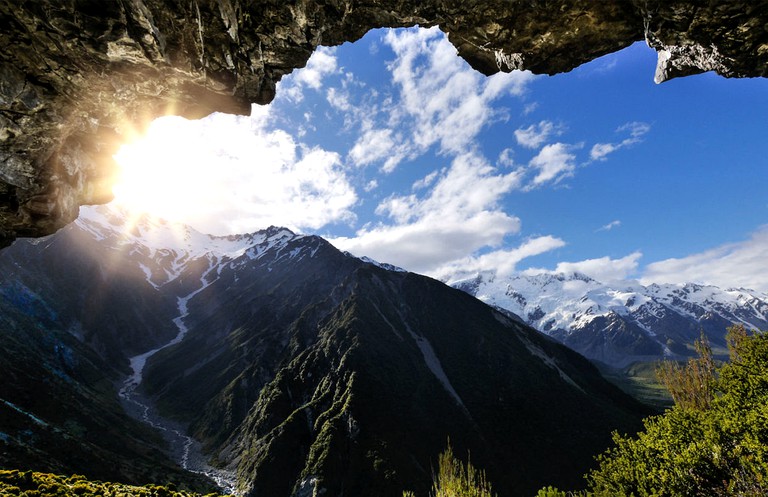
[1,1,767,247]
[0,205,646,496]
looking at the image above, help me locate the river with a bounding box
[118,288,238,495]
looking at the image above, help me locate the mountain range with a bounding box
[452,271,768,368]
[0,205,647,496]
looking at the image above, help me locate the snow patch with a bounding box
[0,398,49,427]
[399,314,469,415]
[452,271,768,346]
[519,337,583,392]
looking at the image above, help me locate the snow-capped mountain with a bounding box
[453,271,768,368]
[74,205,409,290]
[0,204,645,496]
[74,205,324,289]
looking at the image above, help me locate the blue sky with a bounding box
[111,27,768,291]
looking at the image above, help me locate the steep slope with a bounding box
[453,272,768,367]
[0,207,231,489]
[136,229,646,496]
[1,206,646,496]
[0,271,214,490]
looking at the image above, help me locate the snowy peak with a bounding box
[73,205,318,289]
[354,255,407,273]
[76,205,284,259]
[75,206,410,283]
[453,271,768,367]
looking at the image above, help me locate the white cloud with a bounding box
[343,27,535,172]
[514,120,558,149]
[590,121,651,161]
[527,142,579,188]
[497,148,515,167]
[522,252,643,283]
[330,151,525,275]
[113,107,357,235]
[294,47,338,90]
[589,143,618,162]
[386,28,533,156]
[641,227,768,292]
[326,87,352,112]
[412,170,439,190]
[621,121,652,138]
[277,47,339,102]
[331,211,520,274]
[364,179,379,192]
[349,128,398,168]
[597,220,622,232]
[523,102,539,115]
[437,235,567,283]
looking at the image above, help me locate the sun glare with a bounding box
[112,116,220,225]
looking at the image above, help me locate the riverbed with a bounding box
[118,292,238,495]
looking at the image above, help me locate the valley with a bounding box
[0,206,650,496]
[118,287,238,494]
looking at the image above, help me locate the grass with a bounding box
[597,361,673,411]
[0,470,229,497]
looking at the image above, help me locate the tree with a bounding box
[403,443,495,497]
[655,332,716,410]
[585,325,768,496]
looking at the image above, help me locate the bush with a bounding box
[586,325,768,496]
[402,443,494,497]
[0,470,230,497]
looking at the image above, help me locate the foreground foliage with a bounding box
[425,325,768,497]
[0,470,227,497]
[540,325,768,496]
[403,444,495,497]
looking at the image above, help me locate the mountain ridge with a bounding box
[452,271,768,367]
[1,205,647,496]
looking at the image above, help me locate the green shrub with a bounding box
[586,325,768,496]
[0,470,229,497]
[403,443,495,497]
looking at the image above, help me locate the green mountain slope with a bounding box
[141,239,646,496]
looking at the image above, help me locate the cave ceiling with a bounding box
[1,0,766,247]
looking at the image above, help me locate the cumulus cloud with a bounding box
[345,27,535,172]
[522,252,643,283]
[590,121,651,161]
[349,129,398,168]
[514,120,559,149]
[113,107,357,235]
[330,151,526,274]
[278,47,339,101]
[412,170,439,190]
[641,227,768,292]
[436,235,567,283]
[497,148,515,167]
[527,142,580,188]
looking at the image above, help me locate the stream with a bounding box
[118,289,238,495]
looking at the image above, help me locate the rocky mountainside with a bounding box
[0,205,646,496]
[453,272,768,368]
[2,1,768,246]
[0,214,218,491]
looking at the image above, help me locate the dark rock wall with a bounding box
[1,0,766,247]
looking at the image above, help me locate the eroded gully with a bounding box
[118,281,238,495]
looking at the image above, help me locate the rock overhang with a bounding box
[1,0,766,248]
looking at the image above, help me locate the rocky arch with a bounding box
[1,0,766,247]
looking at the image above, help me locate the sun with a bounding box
[111,116,218,224]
